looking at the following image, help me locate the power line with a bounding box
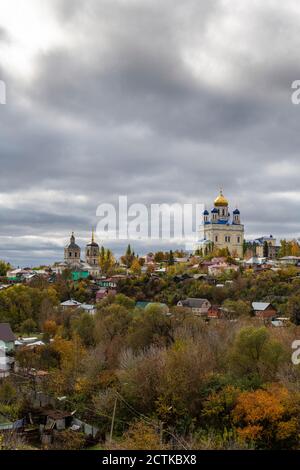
[114,391,189,450]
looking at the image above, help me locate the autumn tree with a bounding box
[131,258,142,275]
[228,327,285,383]
[127,304,174,351]
[232,387,300,449]
[71,313,96,347]
[99,247,115,275]
[111,420,168,450]
[20,318,37,335]
[221,300,251,319]
[286,294,300,324]
[42,319,58,338]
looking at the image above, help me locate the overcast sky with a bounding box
[1,0,300,266]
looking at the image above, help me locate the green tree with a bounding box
[128,304,174,351]
[263,241,269,258]
[168,250,175,266]
[0,260,10,277]
[20,318,37,335]
[221,300,251,319]
[229,327,285,383]
[71,313,96,347]
[286,295,300,324]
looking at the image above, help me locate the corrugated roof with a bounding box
[178,298,210,308]
[60,299,82,307]
[252,302,271,311]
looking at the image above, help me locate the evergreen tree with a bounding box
[168,250,175,265]
[263,241,269,258]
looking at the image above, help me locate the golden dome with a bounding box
[214,190,228,207]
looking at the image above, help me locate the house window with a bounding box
[75,252,77,257]
[215,235,218,242]
[237,236,240,243]
[69,252,72,257]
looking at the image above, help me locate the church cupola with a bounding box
[211,207,218,223]
[64,232,81,265]
[203,209,209,224]
[233,208,240,224]
[214,190,228,207]
[214,190,229,222]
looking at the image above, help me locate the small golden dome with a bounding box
[214,190,228,207]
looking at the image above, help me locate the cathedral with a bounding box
[196,190,244,258]
[64,231,100,274]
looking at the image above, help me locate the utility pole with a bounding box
[109,395,118,444]
[159,421,164,447]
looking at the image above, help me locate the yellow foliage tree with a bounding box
[232,386,300,448]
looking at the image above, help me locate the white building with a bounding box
[195,190,244,258]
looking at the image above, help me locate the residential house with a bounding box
[252,302,277,320]
[208,262,239,276]
[207,305,223,319]
[96,288,109,302]
[60,299,96,315]
[278,256,300,266]
[0,323,15,353]
[177,298,211,316]
[60,299,82,309]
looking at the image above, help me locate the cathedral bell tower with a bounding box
[85,229,100,266]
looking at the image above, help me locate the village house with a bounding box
[208,262,239,276]
[207,305,223,319]
[278,256,300,266]
[60,299,97,315]
[177,298,211,316]
[0,323,15,353]
[252,302,277,320]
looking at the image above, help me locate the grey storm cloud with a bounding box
[0,0,300,265]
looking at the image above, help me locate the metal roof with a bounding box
[178,298,210,308]
[252,302,271,311]
[60,299,82,307]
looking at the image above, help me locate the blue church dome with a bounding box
[211,208,218,213]
[233,208,240,214]
[203,210,209,215]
